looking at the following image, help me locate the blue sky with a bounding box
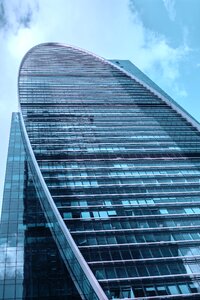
[0,0,200,207]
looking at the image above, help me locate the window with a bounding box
[168,285,179,295]
[81,211,90,218]
[63,212,72,219]
[99,211,108,218]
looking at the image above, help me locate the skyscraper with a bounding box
[1,42,200,299]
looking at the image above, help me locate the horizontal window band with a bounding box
[98,273,200,283]
[70,225,200,235]
[51,190,200,199]
[63,213,200,221]
[57,202,200,209]
[87,255,200,265]
[78,239,200,249]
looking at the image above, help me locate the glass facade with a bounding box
[0,113,81,299]
[2,43,200,299]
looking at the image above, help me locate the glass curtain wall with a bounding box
[0,113,80,299]
[17,43,200,299]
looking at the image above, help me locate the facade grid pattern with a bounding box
[2,43,200,299]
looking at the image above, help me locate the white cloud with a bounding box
[127,6,189,93]
[143,38,188,82]
[163,0,176,21]
[0,0,38,33]
[8,27,40,59]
